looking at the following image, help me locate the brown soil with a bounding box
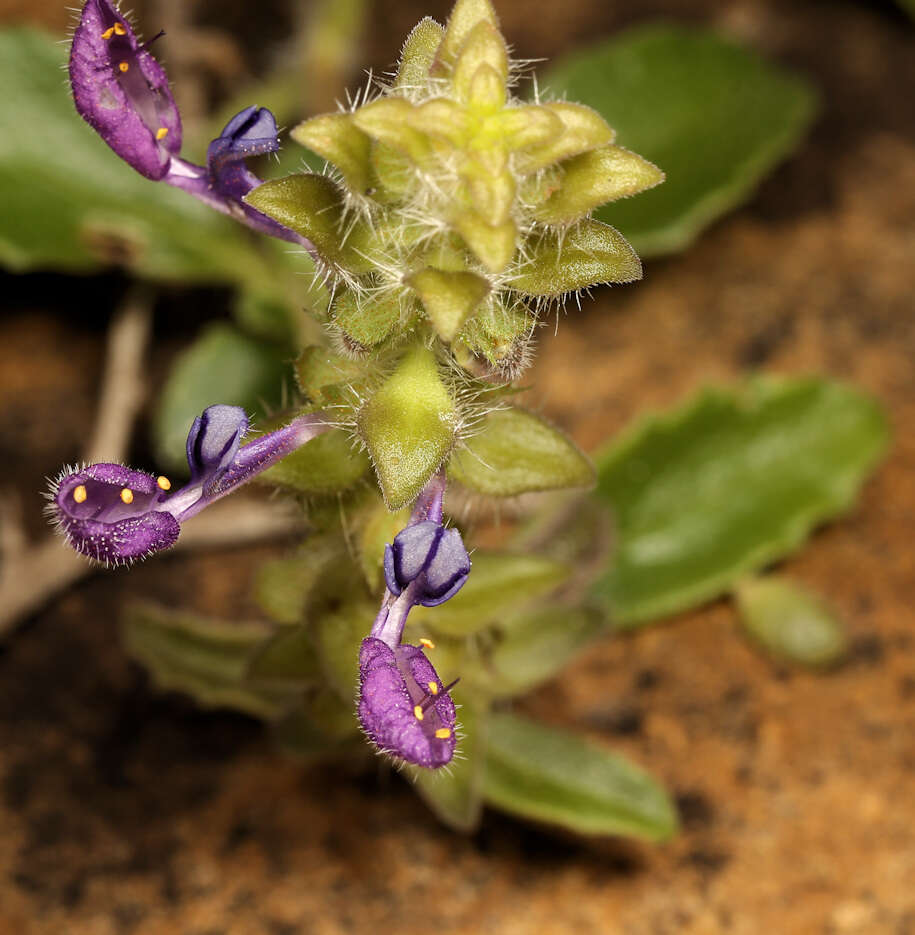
[2,1,915,933]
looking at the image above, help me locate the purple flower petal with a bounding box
[357,637,457,768]
[383,520,470,607]
[69,0,181,180]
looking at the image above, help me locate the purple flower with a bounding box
[357,473,471,769]
[49,405,328,565]
[69,0,313,249]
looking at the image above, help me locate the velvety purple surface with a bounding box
[69,0,181,180]
[357,638,457,769]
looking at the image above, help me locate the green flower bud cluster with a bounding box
[246,0,662,509]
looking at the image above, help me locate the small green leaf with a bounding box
[294,345,364,405]
[511,220,641,297]
[357,345,459,508]
[484,713,677,840]
[532,146,665,226]
[593,378,889,626]
[333,288,409,348]
[260,428,371,495]
[408,267,491,342]
[314,604,373,702]
[543,25,817,255]
[433,0,500,73]
[153,324,288,471]
[123,602,288,719]
[244,174,375,274]
[460,297,532,370]
[247,624,323,688]
[291,113,373,195]
[454,212,517,273]
[514,102,615,175]
[449,407,594,497]
[410,689,487,831]
[395,17,446,90]
[410,550,571,636]
[489,605,606,697]
[735,576,847,667]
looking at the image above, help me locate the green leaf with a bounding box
[294,345,364,405]
[410,689,487,831]
[291,113,373,195]
[409,550,571,636]
[357,345,459,508]
[152,324,288,471]
[484,713,677,840]
[543,25,817,255]
[259,428,371,494]
[735,576,847,667]
[314,604,372,702]
[408,268,491,342]
[272,692,362,760]
[449,407,594,496]
[511,221,641,297]
[247,624,323,688]
[395,17,446,90]
[333,289,408,348]
[593,378,889,626]
[0,29,279,286]
[122,602,289,719]
[489,605,607,697]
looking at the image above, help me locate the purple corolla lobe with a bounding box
[69,0,181,180]
[49,405,328,565]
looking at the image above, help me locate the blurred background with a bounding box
[1,0,914,932]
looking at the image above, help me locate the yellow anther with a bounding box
[101,26,115,40]
[118,62,129,73]
[419,638,436,650]
[155,127,169,141]
[113,22,127,35]
[435,728,452,740]
[120,488,134,504]
[428,682,439,695]
[413,705,424,721]
[73,485,87,504]
[156,475,171,490]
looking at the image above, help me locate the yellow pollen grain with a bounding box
[101,26,115,39]
[155,127,169,141]
[118,62,129,73]
[428,682,439,695]
[73,485,87,504]
[113,22,127,35]
[419,638,435,650]
[413,705,424,721]
[157,475,171,490]
[435,728,451,740]
[120,488,134,504]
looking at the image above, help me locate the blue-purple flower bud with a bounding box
[48,406,328,565]
[383,521,471,607]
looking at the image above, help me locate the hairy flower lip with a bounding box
[358,637,457,769]
[69,0,181,180]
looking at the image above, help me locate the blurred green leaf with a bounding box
[449,407,594,497]
[247,624,323,688]
[0,29,288,286]
[272,691,362,761]
[260,428,371,494]
[485,713,677,839]
[410,550,572,636]
[315,604,372,702]
[153,324,289,471]
[489,605,606,697]
[123,602,290,719]
[410,689,488,832]
[593,378,888,626]
[543,25,817,255]
[735,575,847,666]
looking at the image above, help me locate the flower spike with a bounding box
[357,472,471,769]
[49,406,329,565]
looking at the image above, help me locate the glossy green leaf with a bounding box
[484,713,677,840]
[489,605,606,697]
[593,378,889,626]
[0,29,281,287]
[410,689,487,831]
[259,428,371,494]
[410,550,571,636]
[511,220,641,297]
[357,345,459,508]
[152,324,288,471]
[735,576,847,667]
[449,407,594,496]
[123,602,288,719]
[543,25,817,255]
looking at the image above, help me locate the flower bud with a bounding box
[383,520,471,607]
